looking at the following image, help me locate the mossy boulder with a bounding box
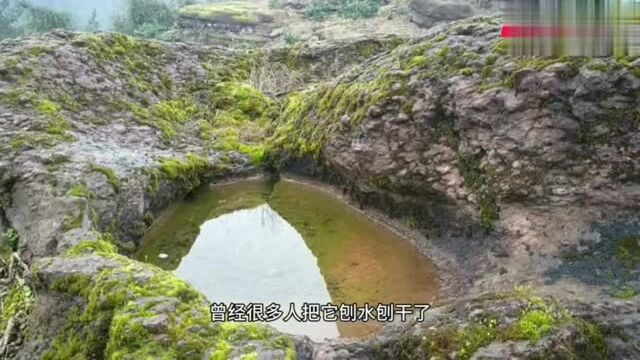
[22,241,296,359]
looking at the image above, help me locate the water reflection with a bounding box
[175,204,340,341]
[136,178,439,340]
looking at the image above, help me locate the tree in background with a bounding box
[86,8,99,32]
[0,0,25,39]
[113,0,176,39]
[0,0,72,40]
[20,1,72,33]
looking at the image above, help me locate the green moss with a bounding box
[43,247,291,359]
[418,290,607,359]
[67,239,119,257]
[436,45,450,60]
[199,82,277,161]
[615,236,640,269]
[10,132,75,150]
[492,39,508,55]
[160,153,212,191]
[478,193,499,232]
[512,309,557,341]
[269,67,407,161]
[84,33,164,67]
[178,2,265,25]
[575,320,609,358]
[502,73,516,89]
[67,183,95,199]
[433,34,447,43]
[130,97,201,140]
[91,165,121,192]
[457,152,499,232]
[612,286,636,299]
[63,212,84,232]
[24,46,54,57]
[404,55,429,70]
[240,352,258,360]
[460,67,473,76]
[36,99,71,135]
[0,281,35,333]
[37,99,62,116]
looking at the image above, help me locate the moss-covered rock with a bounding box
[27,242,296,359]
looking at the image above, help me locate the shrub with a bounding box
[0,0,73,40]
[113,0,176,39]
[20,1,72,34]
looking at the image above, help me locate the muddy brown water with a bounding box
[135,178,439,341]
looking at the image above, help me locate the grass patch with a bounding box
[91,165,121,193]
[67,184,95,199]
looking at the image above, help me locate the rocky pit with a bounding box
[0,10,639,360]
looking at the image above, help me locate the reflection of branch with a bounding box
[260,205,279,230]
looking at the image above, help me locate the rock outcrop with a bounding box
[1,14,639,360]
[174,2,279,48]
[410,0,475,28]
[0,31,274,260]
[268,15,640,357]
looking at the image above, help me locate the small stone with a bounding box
[158,253,169,259]
[142,314,169,334]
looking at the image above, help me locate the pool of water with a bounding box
[135,178,439,341]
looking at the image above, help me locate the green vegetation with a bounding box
[66,239,119,257]
[200,82,278,164]
[2,228,19,251]
[178,2,268,26]
[91,165,121,193]
[10,132,75,150]
[67,183,95,199]
[114,0,177,39]
[404,55,428,70]
[512,309,557,341]
[415,288,608,360]
[268,66,409,162]
[612,286,636,299]
[615,236,640,269]
[43,244,293,359]
[460,67,473,76]
[0,0,72,40]
[37,99,71,135]
[159,153,213,191]
[0,277,34,334]
[305,0,382,20]
[457,153,499,232]
[63,211,84,232]
[131,97,200,139]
